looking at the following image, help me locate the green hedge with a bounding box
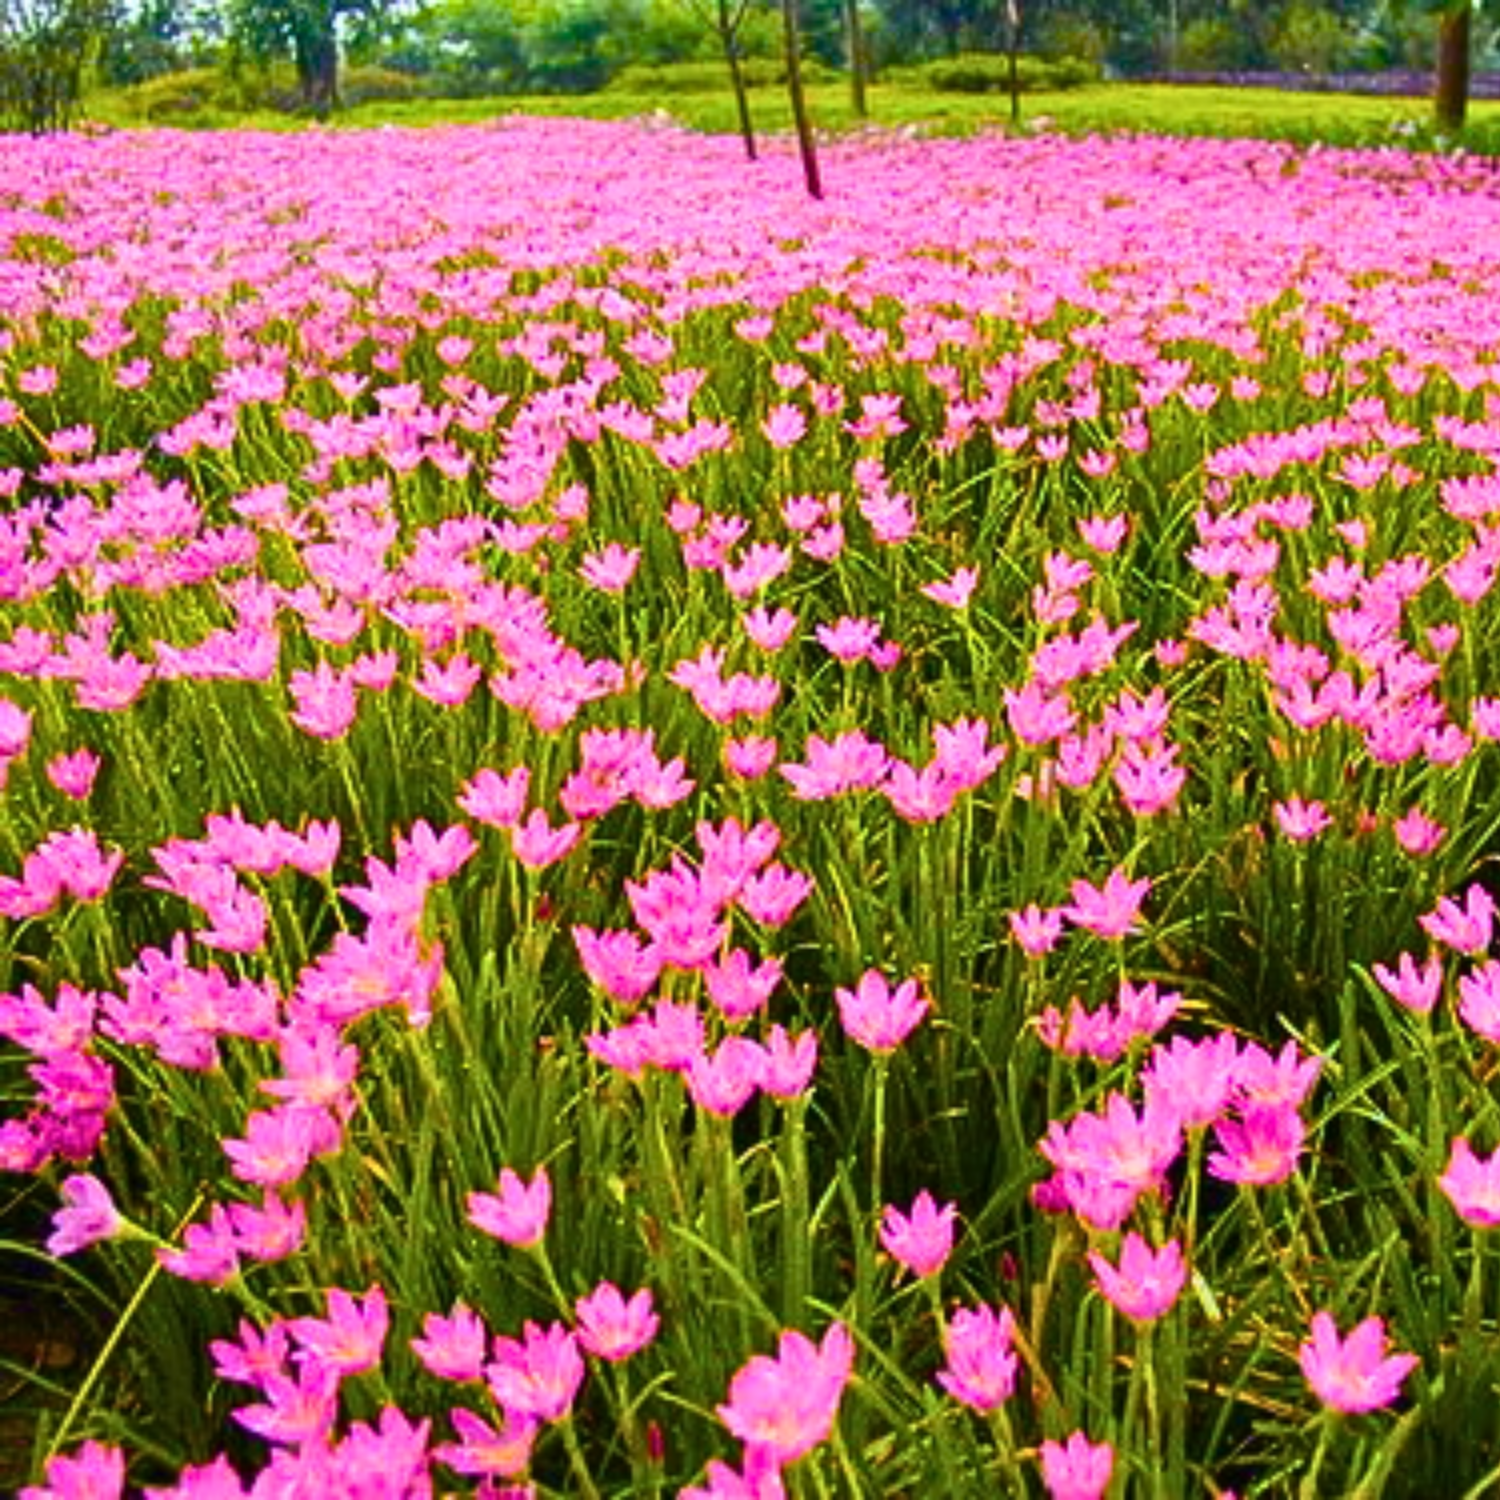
[605,57,838,95]
[916,52,1101,95]
[111,64,433,123]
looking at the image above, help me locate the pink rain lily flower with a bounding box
[1439,1137,1500,1227]
[1086,1232,1187,1323]
[879,1190,957,1279]
[46,1173,124,1257]
[1040,1431,1114,1500]
[835,969,929,1054]
[935,1303,1018,1412]
[467,1165,551,1248]
[574,1281,660,1362]
[1298,1311,1418,1415]
[717,1322,853,1466]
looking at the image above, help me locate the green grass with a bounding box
[80,72,1500,154]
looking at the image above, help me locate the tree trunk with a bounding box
[1435,2,1472,136]
[294,21,339,117]
[717,0,757,160]
[843,0,867,119]
[782,0,822,200]
[1006,0,1021,127]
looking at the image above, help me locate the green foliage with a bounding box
[915,50,1102,95]
[1176,17,1255,71]
[1033,12,1111,70]
[107,60,428,122]
[0,0,114,133]
[1268,0,1362,72]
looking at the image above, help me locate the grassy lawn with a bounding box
[82,72,1500,153]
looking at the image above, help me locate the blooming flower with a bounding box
[1086,1232,1187,1322]
[920,565,980,609]
[1420,882,1495,956]
[1370,951,1443,1016]
[1061,867,1151,940]
[1010,903,1065,957]
[834,969,929,1054]
[579,542,641,593]
[1298,1311,1418,1415]
[486,1320,585,1422]
[19,1440,124,1500]
[574,1281,660,1361]
[46,1173,124,1257]
[1040,1432,1114,1500]
[935,1303,1018,1412]
[412,1302,489,1383]
[1439,1137,1500,1227]
[1272,796,1332,842]
[1208,1104,1306,1187]
[879,1190,956,1279]
[286,1285,389,1378]
[46,749,102,800]
[468,1166,551,1248]
[432,1405,539,1480]
[717,1323,853,1465]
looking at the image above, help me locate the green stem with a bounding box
[557,1411,604,1500]
[45,1193,204,1464]
[779,1094,812,1329]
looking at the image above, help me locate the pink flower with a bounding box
[920,565,980,609]
[879,1190,956,1279]
[287,1285,388,1379]
[157,1203,241,1286]
[227,1192,306,1263]
[574,1281,659,1361]
[738,864,814,927]
[1140,1033,1237,1128]
[686,1036,765,1116]
[20,1440,124,1500]
[717,1323,853,1465]
[1272,797,1332,842]
[1420,882,1495,955]
[1086,1232,1186,1322]
[1370,951,1442,1016]
[762,402,807,449]
[1208,1104,1305,1186]
[682,1452,786,1500]
[1298,1311,1418,1415]
[233,1361,339,1447]
[835,969,929,1054]
[508,808,582,870]
[458,767,531,829]
[759,1025,819,1099]
[468,1166,551,1248]
[486,1320,584,1422]
[1439,1137,1500,1227]
[935,1303,1018,1412]
[1458,961,1500,1042]
[46,1173,123,1257]
[705,948,783,1021]
[1392,806,1445,856]
[579,542,641,594]
[1040,1431,1114,1500]
[725,735,778,780]
[411,1302,489,1383]
[741,604,798,650]
[46,749,102,800]
[1010,903,1064,957]
[572,925,663,1004]
[1061,867,1151,940]
[432,1405,539,1479]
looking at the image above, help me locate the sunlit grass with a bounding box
[83,72,1500,153]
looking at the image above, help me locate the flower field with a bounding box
[7,117,1500,1497]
